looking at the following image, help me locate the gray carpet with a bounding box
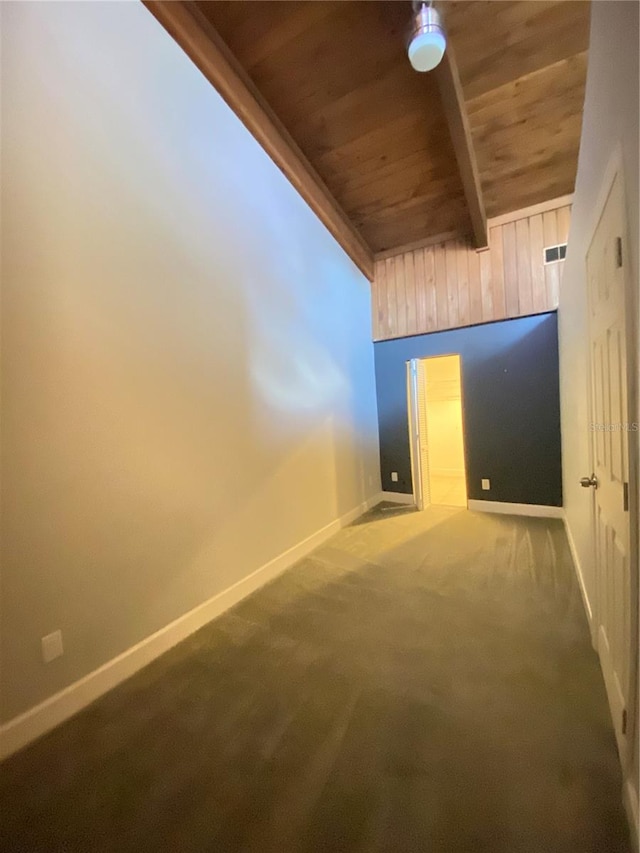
[0,504,631,852]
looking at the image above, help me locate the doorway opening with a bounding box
[407,354,468,509]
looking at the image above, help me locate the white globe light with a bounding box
[408,31,446,72]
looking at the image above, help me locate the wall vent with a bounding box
[544,244,567,264]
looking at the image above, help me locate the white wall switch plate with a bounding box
[391,472,399,482]
[481,478,491,490]
[42,630,64,663]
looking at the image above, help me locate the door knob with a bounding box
[580,474,598,488]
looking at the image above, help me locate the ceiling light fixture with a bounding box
[407,2,446,73]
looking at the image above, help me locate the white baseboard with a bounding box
[0,494,380,762]
[563,516,595,641]
[379,491,415,505]
[467,499,564,519]
[624,775,640,853]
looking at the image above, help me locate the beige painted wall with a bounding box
[0,2,380,723]
[558,0,639,829]
[425,401,465,476]
[424,356,465,477]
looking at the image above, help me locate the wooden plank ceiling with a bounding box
[149,0,590,274]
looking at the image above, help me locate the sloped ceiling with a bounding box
[147,1,590,274]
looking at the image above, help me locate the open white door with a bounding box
[407,359,425,510]
[586,170,632,760]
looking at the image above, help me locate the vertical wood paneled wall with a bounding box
[371,201,571,341]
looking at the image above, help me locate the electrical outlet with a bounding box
[391,472,399,482]
[481,478,491,491]
[42,630,63,663]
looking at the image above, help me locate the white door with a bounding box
[407,359,429,511]
[416,359,431,507]
[586,171,631,759]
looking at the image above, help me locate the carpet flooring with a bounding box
[0,504,631,852]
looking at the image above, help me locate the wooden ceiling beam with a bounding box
[375,228,462,261]
[143,1,375,280]
[435,44,488,249]
[488,194,574,229]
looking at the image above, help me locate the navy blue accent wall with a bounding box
[374,312,563,506]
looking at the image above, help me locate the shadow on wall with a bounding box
[374,313,562,506]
